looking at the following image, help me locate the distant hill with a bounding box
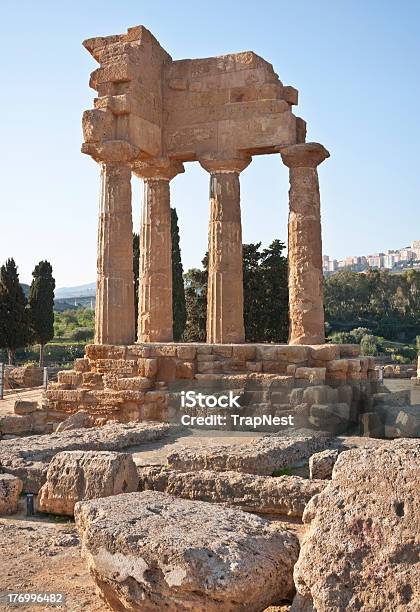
[55,282,96,299]
[21,283,30,297]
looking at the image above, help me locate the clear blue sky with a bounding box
[1,0,419,287]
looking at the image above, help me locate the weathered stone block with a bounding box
[176,345,197,360]
[85,345,127,360]
[292,440,420,611]
[295,367,326,382]
[395,410,420,437]
[14,400,38,416]
[232,345,256,361]
[117,377,152,391]
[278,345,309,363]
[0,474,23,515]
[55,410,93,433]
[138,467,326,517]
[212,345,233,358]
[246,361,262,372]
[263,360,283,373]
[175,360,195,379]
[142,358,158,378]
[309,449,340,479]
[58,370,83,386]
[154,345,177,357]
[38,450,138,516]
[167,433,331,475]
[339,344,360,357]
[0,414,33,436]
[256,345,278,360]
[82,372,104,388]
[309,344,340,361]
[360,412,384,437]
[74,358,90,373]
[156,358,176,382]
[75,491,299,611]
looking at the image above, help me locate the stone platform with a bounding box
[43,343,379,435]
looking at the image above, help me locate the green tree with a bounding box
[0,259,30,364]
[133,232,140,334]
[184,240,289,344]
[28,260,56,367]
[243,240,288,342]
[243,243,265,342]
[184,264,207,342]
[259,240,288,342]
[171,208,187,341]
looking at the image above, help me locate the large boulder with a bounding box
[0,421,177,493]
[75,491,299,611]
[167,432,331,475]
[138,467,326,517]
[0,474,23,515]
[292,439,420,611]
[38,451,139,516]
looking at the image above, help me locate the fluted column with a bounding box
[95,161,135,345]
[133,159,184,342]
[280,143,330,345]
[200,156,251,344]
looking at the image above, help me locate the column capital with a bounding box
[132,158,184,181]
[280,142,329,169]
[199,154,251,175]
[82,140,140,164]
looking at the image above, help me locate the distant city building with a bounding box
[323,240,420,275]
[411,240,420,259]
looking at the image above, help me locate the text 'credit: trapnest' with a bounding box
[82,25,329,346]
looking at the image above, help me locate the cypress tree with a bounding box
[260,240,289,342]
[243,242,265,342]
[184,267,207,342]
[171,208,187,340]
[0,259,30,364]
[28,260,56,367]
[133,232,140,334]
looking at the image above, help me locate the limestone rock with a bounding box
[309,449,340,479]
[167,433,332,475]
[138,467,326,517]
[0,474,23,515]
[14,400,38,415]
[75,491,299,611]
[8,365,43,388]
[38,451,138,516]
[292,439,420,611]
[0,421,177,493]
[55,410,93,432]
[0,414,34,436]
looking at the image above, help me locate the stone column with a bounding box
[95,161,135,345]
[280,143,330,345]
[199,156,251,344]
[133,159,184,342]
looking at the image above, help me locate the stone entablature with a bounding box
[44,343,378,428]
[82,25,329,347]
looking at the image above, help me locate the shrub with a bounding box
[350,327,372,343]
[70,327,94,342]
[329,331,355,344]
[360,334,378,356]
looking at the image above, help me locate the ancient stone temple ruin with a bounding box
[82,25,328,346]
[44,26,380,432]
